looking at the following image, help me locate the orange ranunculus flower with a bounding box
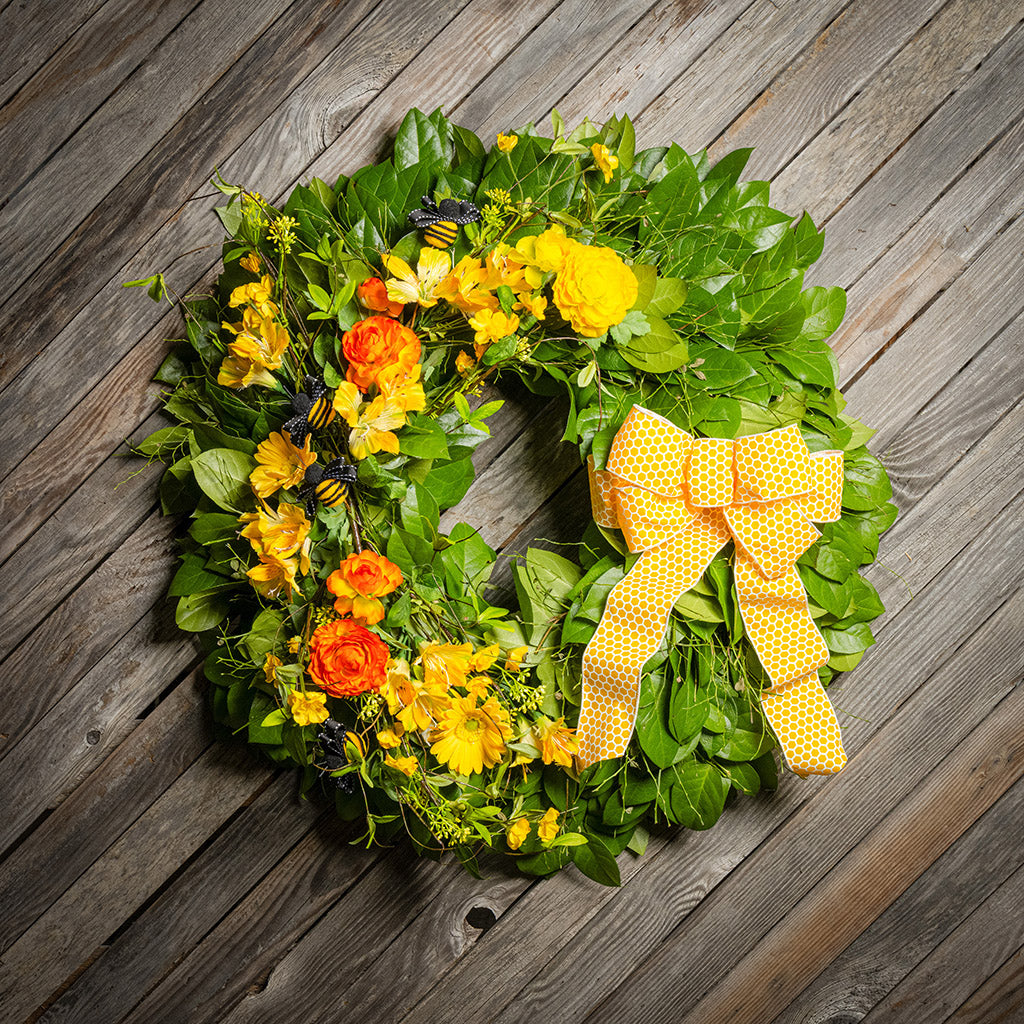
[552,241,638,338]
[308,619,389,698]
[342,315,421,390]
[357,277,404,318]
[326,551,403,624]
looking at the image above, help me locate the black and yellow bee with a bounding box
[299,458,358,516]
[408,196,481,248]
[282,375,335,447]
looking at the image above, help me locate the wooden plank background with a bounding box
[0,1,1021,1021]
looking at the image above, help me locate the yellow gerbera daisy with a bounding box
[430,694,512,776]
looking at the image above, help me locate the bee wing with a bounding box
[408,207,440,227]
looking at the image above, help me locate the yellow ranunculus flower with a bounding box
[288,689,329,727]
[538,807,560,844]
[496,132,518,153]
[515,224,571,275]
[506,817,531,850]
[591,143,619,183]
[552,241,638,338]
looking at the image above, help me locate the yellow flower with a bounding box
[287,636,303,654]
[384,754,419,777]
[496,132,518,153]
[332,383,407,460]
[455,350,476,376]
[418,641,474,690]
[552,241,638,338]
[538,807,560,844]
[376,362,426,414]
[229,275,278,317]
[591,143,619,184]
[463,675,491,701]
[247,552,300,598]
[532,715,578,767]
[288,689,329,727]
[430,694,512,776]
[250,431,317,498]
[506,817,531,850]
[515,293,547,321]
[437,255,499,315]
[218,308,289,389]
[217,355,276,390]
[515,224,571,275]
[468,308,520,356]
[470,644,500,672]
[264,653,282,684]
[505,645,529,672]
[240,251,261,274]
[484,244,534,294]
[382,659,450,732]
[376,725,404,749]
[239,501,311,572]
[382,247,451,308]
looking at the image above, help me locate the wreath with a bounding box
[131,108,895,886]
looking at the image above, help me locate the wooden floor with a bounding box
[0,1,1022,1021]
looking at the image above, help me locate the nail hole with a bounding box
[465,906,497,932]
[86,730,100,746]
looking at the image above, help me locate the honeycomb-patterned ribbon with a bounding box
[577,405,847,777]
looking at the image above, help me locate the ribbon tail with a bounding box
[733,552,846,775]
[576,511,730,768]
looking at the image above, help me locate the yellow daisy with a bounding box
[430,694,512,776]
[250,431,317,498]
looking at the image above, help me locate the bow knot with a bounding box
[579,406,848,776]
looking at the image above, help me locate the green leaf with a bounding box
[636,670,678,769]
[244,608,287,663]
[771,337,839,388]
[647,277,688,317]
[422,457,476,509]
[190,448,256,512]
[168,553,231,597]
[175,591,229,632]
[399,418,449,460]
[843,450,893,510]
[669,759,729,830]
[189,513,240,546]
[394,108,446,170]
[570,834,621,886]
[670,676,710,741]
[822,621,876,655]
[620,314,688,373]
[800,286,847,342]
[690,347,757,390]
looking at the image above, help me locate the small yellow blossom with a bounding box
[288,689,329,727]
[376,725,404,749]
[267,215,299,254]
[287,636,303,654]
[591,143,619,183]
[538,807,560,844]
[506,817,531,850]
[496,132,518,153]
[418,641,474,690]
[247,552,300,599]
[514,292,548,321]
[464,675,491,701]
[470,644,500,672]
[228,275,278,318]
[533,715,578,768]
[240,251,261,274]
[515,224,571,276]
[505,645,529,672]
[263,653,282,684]
[384,754,419,777]
[437,255,499,315]
[455,350,476,376]
[382,658,450,732]
[239,501,312,572]
[469,308,520,357]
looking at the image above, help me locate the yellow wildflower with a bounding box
[496,132,518,153]
[418,641,474,690]
[469,308,519,357]
[247,552,300,599]
[287,636,303,654]
[506,817,531,850]
[228,275,278,317]
[437,255,499,315]
[288,689,329,727]
[267,215,299,254]
[263,653,282,684]
[240,251,261,274]
[239,501,311,572]
[218,308,289,389]
[382,658,449,732]
[430,694,512,776]
[505,645,529,672]
[514,292,547,321]
[376,725,404,749]
[538,807,560,844]
[591,143,619,183]
[470,644,500,672]
[532,715,578,767]
[376,362,427,414]
[384,754,419,777]
[463,675,491,701]
[382,247,451,308]
[484,244,534,294]
[250,431,317,498]
[455,351,476,376]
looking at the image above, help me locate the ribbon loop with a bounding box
[578,405,848,777]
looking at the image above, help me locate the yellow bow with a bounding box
[578,405,847,776]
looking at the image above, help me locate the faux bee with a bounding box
[299,458,358,516]
[282,375,335,447]
[408,196,481,248]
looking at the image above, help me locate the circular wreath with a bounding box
[133,108,895,885]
